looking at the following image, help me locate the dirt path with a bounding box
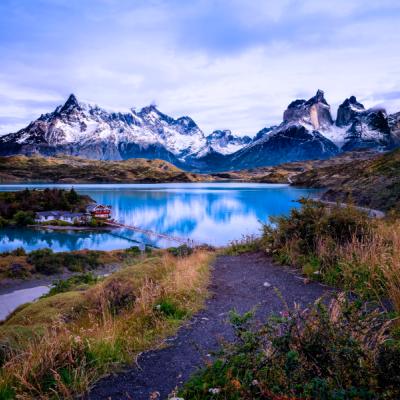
[87,253,331,400]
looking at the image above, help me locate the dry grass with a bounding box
[265,200,400,312]
[0,249,214,399]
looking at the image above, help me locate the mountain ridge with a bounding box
[0,90,398,171]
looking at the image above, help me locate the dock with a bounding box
[105,221,199,247]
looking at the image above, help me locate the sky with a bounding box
[1,0,400,137]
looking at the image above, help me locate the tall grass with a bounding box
[263,199,400,311]
[0,249,213,399]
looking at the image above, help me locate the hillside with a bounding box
[292,149,400,211]
[214,151,377,183]
[0,155,207,183]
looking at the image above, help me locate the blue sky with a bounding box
[1,0,400,136]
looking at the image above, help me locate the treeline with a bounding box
[0,188,92,226]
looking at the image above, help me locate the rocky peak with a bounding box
[59,94,81,114]
[306,89,328,106]
[176,116,198,130]
[283,90,333,130]
[138,104,175,126]
[336,96,365,127]
[208,129,232,140]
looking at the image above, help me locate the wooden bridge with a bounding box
[105,221,199,247]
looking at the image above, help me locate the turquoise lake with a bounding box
[0,183,319,251]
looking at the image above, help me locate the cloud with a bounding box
[0,0,399,136]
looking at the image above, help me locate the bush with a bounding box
[264,199,372,256]
[6,263,29,279]
[12,211,35,226]
[154,299,187,319]
[27,248,61,275]
[125,246,141,256]
[45,273,98,297]
[27,249,101,275]
[10,247,26,256]
[181,294,398,399]
[225,235,261,255]
[167,244,193,257]
[261,199,389,300]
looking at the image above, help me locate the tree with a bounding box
[13,211,35,226]
[66,188,79,204]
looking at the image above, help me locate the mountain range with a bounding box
[0,90,399,171]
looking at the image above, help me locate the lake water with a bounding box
[0,183,319,251]
[0,285,49,321]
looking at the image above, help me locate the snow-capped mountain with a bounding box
[0,94,248,165]
[0,90,398,172]
[335,96,392,151]
[226,90,340,170]
[205,130,252,155]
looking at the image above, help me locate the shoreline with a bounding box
[0,262,121,296]
[30,224,115,231]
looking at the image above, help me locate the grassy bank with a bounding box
[181,201,400,399]
[0,248,213,399]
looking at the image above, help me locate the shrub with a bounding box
[167,244,193,257]
[225,235,261,255]
[10,247,26,256]
[264,199,372,256]
[181,294,398,399]
[27,249,102,275]
[125,246,141,256]
[12,211,35,226]
[154,298,187,319]
[45,273,98,297]
[6,263,29,279]
[261,199,395,301]
[27,248,61,275]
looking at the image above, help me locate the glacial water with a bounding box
[0,183,319,251]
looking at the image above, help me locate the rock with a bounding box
[263,281,272,288]
[336,96,365,127]
[342,108,392,151]
[283,89,334,130]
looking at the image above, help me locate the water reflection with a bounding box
[0,183,319,250]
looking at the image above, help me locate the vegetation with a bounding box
[44,273,98,297]
[183,200,400,399]
[0,155,207,184]
[263,199,400,304]
[0,248,213,399]
[293,148,400,212]
[181,295,398,399]
[0,248,126,281]
[224,235,262,255]
[167,244,194,257]
[0,188,92,226]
